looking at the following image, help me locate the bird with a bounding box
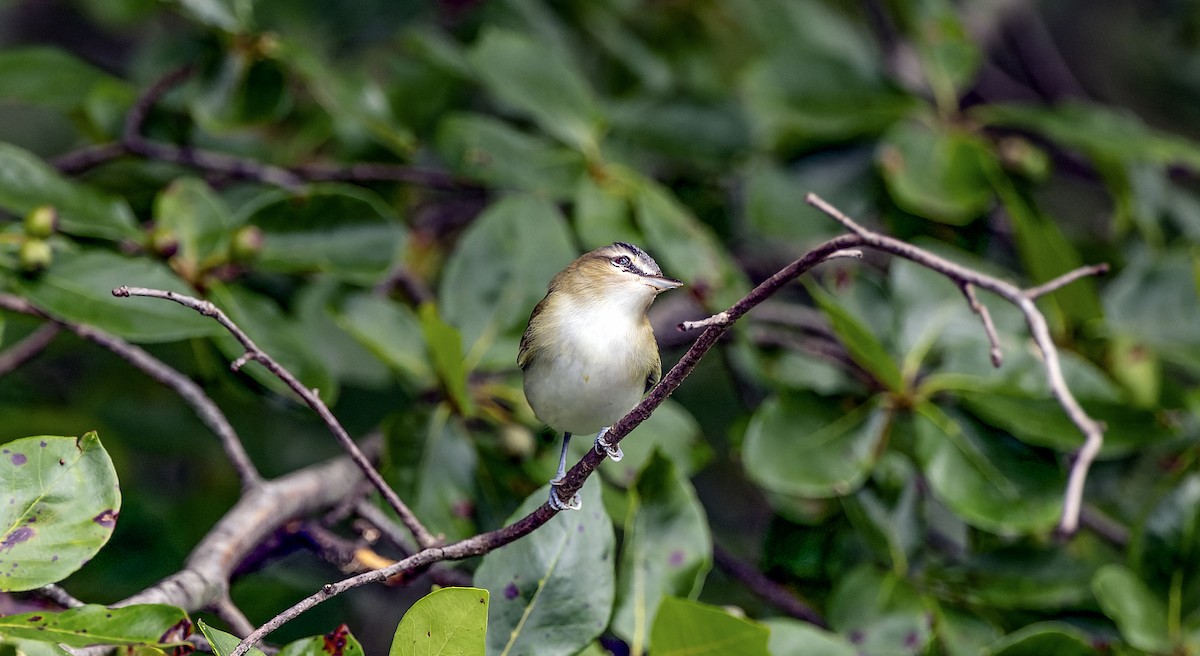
[518,242,682,510]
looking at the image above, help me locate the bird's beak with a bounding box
[644,275,683,292]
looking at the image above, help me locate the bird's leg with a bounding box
[548,432,582,511]
[594,426,623,462]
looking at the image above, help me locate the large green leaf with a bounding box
[408,409,479,542]
[608,400,707,487]
[438,194,575,349]
[0,434,119,591]
[1092,564,1171,653]
[436,114,586,199]
[0,47,129,112]
[1104,249,1200,369]
[0,143,138,240]
[19,250,220,343]
[0,604,188,648]
[332,292,433,387]
[474,478,614,656]
[878,119,996,225]
[239,184,405,283]
[913,405,1063,534]
[468,28,601,152]
[827,565,932,655]
[390,587,488,656]
[612,452,712,653]
[744,394,889,498]
[648,597,769,656]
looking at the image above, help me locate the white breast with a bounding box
[523,296,650,435]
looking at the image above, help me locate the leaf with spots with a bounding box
[0,604,189,648]
[278,623,366,656]
[611,451,712,655]
[389,587,488,656]
[473,478,614,656]
[0,433,120,591]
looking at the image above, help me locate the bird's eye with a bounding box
[613,255,632,268]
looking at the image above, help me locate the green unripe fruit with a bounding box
[24,205,57,239]
[148,226,179,258]
[230,226,264,262]
[19,239,52,273]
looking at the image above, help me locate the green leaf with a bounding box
[931,547,1095,610]
[913,404,1064,534]
[0,433,120,591]
[958,390,1172,457]
[827,565,932,655]
[408,409,478,542]
[153,177,236,276]
[632,178,749,309]
[611,400,708,486]
[0,604,188,647]
[648,597,770,656]
[436,114,586,199]
[438,194,575,349]
[278,625,365,656]
[990,173,1102,324]
[474,478,614,656]
[418,303,474,416]
[19,250,221,343]
[878,119,996,225]
[1094,563,1166,652]
[975,101,1200,171]
[762,618,857,656]
[907,0,981,110]
[1104,249,1200,369]
[574,176,641,250]
[295,279,392,389]
[0,47,129,112]
[612,452,712,652]
[744,394,889,498]
[842,480,920,574]
[468,28,601,152]
[208,284,336,404]
[333,293,434,387]
[199,620,266,656]
[0,143,138,240]
[983,622,1095,656]
[239,184,405,283]
[810,283,905,391]
[390,587,488,656]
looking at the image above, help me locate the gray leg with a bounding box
[593,426,623,461]
[548,432,581,511]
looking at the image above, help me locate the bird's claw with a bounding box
[548,483,582,511]
[594,426,623,462]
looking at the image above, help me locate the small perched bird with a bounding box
[519,242,682,510]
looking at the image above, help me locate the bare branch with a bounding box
[210,596,256,638]
[37,584,85,609]
[0,295,261,488]
[52,143,128,175]
[1024,263,1110,300]
[0,323,60,376]
[803,193,1106,536]
[959,282,1003,367]
[112,286,438,549]
[713,544,825,628]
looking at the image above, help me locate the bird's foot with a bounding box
[548,480,582,511]
[594,426,623,462]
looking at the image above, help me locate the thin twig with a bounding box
[803,193,1107,536]
[0,323,60,376]
[959,282,1003,367]
[0,295,261,488]
[712,544,826,628]
[52,143,128,175]
[112,286,438,549]
[1025,264,1110,300]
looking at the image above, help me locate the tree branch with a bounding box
[0,323,60,377]
[712,544,826,628]
[111,286,438,549]
[802,193,1107,536]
